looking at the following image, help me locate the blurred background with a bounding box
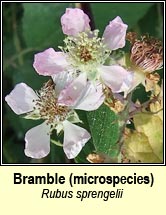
[2,2,163,164]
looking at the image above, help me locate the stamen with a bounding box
[60,30,110,75]
[33,80,69,125]
[128,33,163,73]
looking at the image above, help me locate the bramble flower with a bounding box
[5,72,104,159]
[126,32,163,92]
[33,8,133,97]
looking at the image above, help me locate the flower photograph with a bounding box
[3,2,164,164]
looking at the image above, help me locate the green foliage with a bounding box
[87,104,119,158]
[91,3,154,32]
[124,112,163,163]
[23,3,70,49]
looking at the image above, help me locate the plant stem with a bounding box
[117,91,133,152]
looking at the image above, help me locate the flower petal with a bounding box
[52,70,73,94]
[61,8,90,36]
[100,65,133,95]
[127,70,146,93]
[74,82,105,111]
[33,48,69,76]
[63,120,91,159]
[103,16,128,50]
[5,83,38,115]
[58,72,87,106]
[24,122,50,159]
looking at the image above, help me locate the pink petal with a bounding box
[51,71,73,94]
[61,8,90,36]
[58,72,87,107]
[103,16,128,50]
[74,82,105,111]
[33,48,69,76]
[100,65,133,95]
[24,122,50,159]
[5,83,38,115]
[63,120,91,159]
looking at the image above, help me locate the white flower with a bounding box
[5,72,104,159]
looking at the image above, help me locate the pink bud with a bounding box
[61,8,90,36]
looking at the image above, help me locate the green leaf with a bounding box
[134,113,163,161]
[124,111,163,163]
[91,3,154,33]
[22,3,72,49]
[86,104,119,157]
[138,4,162,38]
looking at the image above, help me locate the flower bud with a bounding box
[61,8,90,36]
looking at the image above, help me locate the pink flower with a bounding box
[33,8,132,97]
[5,72,104,159]
[33,47,133,97]
[61,8,127,50]
[61,8,90,36]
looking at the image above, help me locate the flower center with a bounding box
[127,32,163,73]
[61,30,110,76]
[79,46,92,62]
[33,80,69,125]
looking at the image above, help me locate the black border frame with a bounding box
[1,0,165,166]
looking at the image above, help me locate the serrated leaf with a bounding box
[124,131,162,163]
[86,104,119,157]
[134,113,163,161]
[124,112,163,163]
[125,131,162,163]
